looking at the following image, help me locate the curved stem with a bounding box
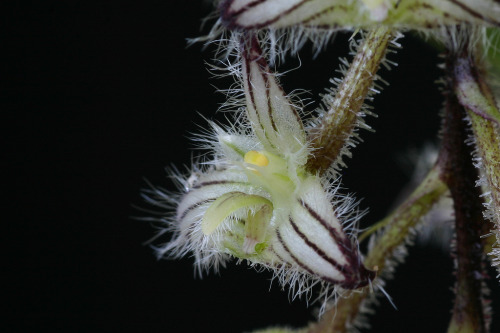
[442,55,489,332]
[452,50,500,274]
[307,164,448,333]
[306,27,395,174]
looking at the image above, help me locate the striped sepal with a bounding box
[220,0,500,30]
[177,170,253,231]
[241,35,306,157]
[271,177,375,289]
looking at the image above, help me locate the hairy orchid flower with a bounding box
[197,1,500,71]
[219,0,500,31]
[138,2,500,331]
[151,36,375,298]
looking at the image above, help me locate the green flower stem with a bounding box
[452,51,500,267]
[306,164,447,333]
[440,69,488,333]
[469,111,500,218]
[363,165,447,271]
[306,26,393,174]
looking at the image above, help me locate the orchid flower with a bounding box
[200,0,500,65]
[151,36,375,300]
[139,1,500,331]
[219,0,500,30]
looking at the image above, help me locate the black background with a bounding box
[5,1,499,332]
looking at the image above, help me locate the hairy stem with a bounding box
[440,66,488,333]
[306,27,394,174]
[307,165,447,333]
[452,50,500,273]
